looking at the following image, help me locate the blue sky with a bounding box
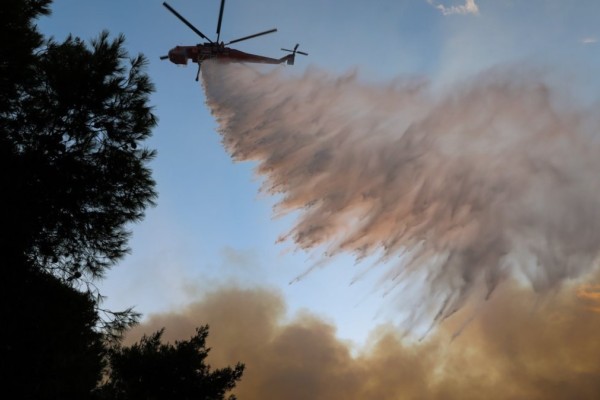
[38,0,600,345]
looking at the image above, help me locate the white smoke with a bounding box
[201,61,600,328]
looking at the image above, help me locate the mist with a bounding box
[200,61,600,328]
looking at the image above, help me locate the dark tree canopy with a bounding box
[2,3,246,400]
[99,326,245,400]
[1,1,157,398]
[1,0,157,284]
[1,266,105,400]
[0,0,51,111]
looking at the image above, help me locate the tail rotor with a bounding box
[281,43,308,56]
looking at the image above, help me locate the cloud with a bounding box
[201,62,600,330]
[127,283,600,399]
[427,0,479,16]
[581,37,598,45]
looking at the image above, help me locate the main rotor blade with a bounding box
[163,2,213,43]
[216,0,226,43]
[226,28,277,45]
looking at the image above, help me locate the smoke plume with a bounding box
[201,62,600,326]
[127,284,600,400]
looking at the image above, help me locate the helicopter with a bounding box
[160,1,308,80]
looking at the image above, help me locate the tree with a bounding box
[98,326,245,400]
[1,266,105,400]
[1,1,157,398]
[2,4,246,400]
[1,0,157,284]
[0,0,51,112]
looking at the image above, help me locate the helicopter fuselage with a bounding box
[166,43,293,66]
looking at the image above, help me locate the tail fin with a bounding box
[280,44,307,66]
[280,54,295,65]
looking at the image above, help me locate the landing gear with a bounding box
[195,59,202,81]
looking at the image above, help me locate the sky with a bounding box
[38,1,600,398]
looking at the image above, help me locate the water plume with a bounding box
[201,61,600,327]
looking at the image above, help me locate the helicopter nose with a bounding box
[165,47,189,65]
